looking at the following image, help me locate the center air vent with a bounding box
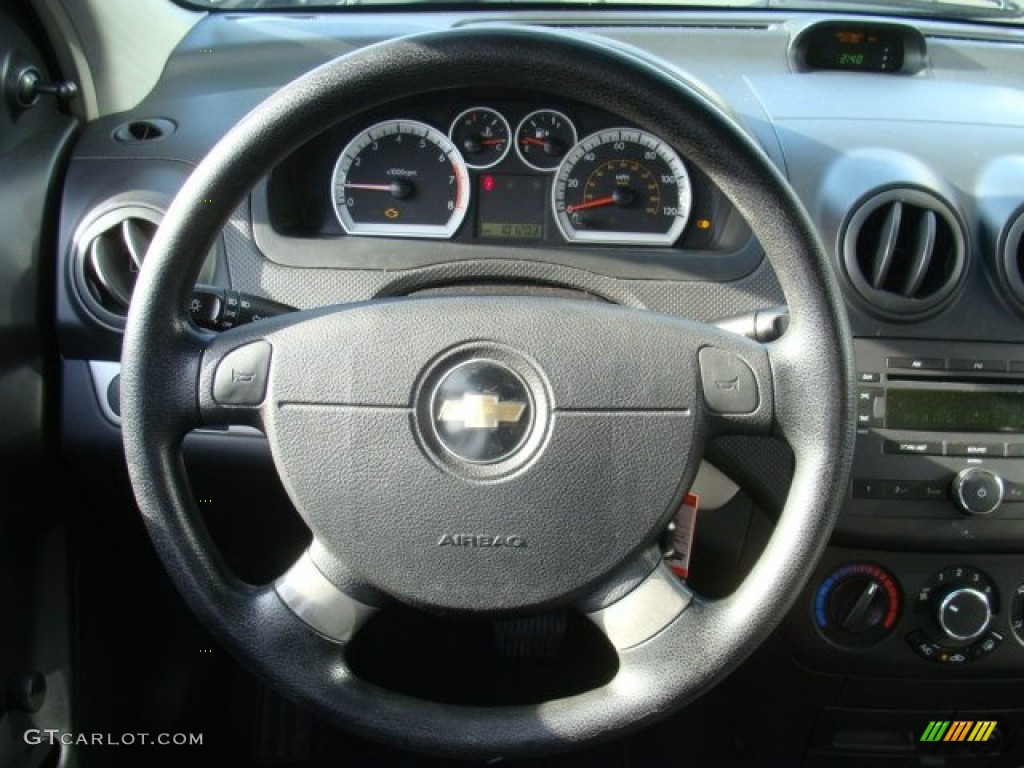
[841,188,966,320]
[999,208,1024,312]
[71,205,217,331]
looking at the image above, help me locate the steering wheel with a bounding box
[121,26,855,758]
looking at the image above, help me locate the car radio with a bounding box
[849,339,1024,519]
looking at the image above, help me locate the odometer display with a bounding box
[331,120,470,239]
[553,128,691,246]
[477,174,546,241]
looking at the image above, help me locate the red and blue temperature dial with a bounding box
[815,562,902,649]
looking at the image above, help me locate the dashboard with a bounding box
[262,94,738,275]
[321,104,702,246]
[49,7,1024,764]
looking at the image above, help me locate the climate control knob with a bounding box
[936,587,992,643]
[814,563,901,648]
[952,468,1004,515]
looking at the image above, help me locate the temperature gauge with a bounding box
[449,107,510,170]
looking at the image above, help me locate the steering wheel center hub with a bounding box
[259,298,703,613]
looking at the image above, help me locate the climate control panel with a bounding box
[906,566,1003,665]
[794,551,1024,676]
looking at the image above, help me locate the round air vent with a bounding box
[999,208,1024,312]
[71,205,216,330]
[841,188,966,320]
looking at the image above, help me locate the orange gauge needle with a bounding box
[343,183,393,191]
[520,137,546,147]
[480,139,506,146]
[565,196,616,214]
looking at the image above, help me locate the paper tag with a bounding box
[666,492,699,580]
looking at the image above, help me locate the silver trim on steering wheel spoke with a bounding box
[274,551,377,644]
[586,562,693,650]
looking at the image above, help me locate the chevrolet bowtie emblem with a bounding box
[438,394,527,430]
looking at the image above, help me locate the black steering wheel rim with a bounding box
[121,26,856,758]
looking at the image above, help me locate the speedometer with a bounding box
[552,128,691,246]
[331,120,470,239]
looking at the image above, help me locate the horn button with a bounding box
[261,298,704,613]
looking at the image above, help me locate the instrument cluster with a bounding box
[327,104,708,249]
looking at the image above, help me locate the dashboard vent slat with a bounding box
[871,200,902,289]
[842,188,965,320]
[87,235,134,310]
[121,218,154,269]
[902,209,936,297]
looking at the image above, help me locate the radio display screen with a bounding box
[886,389,1024,432]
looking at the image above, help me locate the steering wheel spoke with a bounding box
[274,547,381,645]
[580,551,693,650]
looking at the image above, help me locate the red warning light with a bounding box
[482,175,496,192]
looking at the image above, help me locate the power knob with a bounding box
[936,587,992,643]
[952,468,1004,515]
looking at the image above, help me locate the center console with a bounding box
[791,338,1024,682]
[788,339,1024,760]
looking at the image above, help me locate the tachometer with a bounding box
[332,120,470,238]
[552,128,691,246]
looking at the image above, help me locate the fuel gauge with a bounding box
[449,107,511,170]
[515,109,577,172]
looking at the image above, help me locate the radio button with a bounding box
[883,440,942,456]
[857,387,883,428]
[885,480,923,500]
[1004,482,1024,502]
[949,359,1007,373]
[853,479,885,499]
[1007,444,1024,458]
[857,387,882,404]
[857,372,881,383]
[952,468,1004,515]
[947,442,1005,458]
[1010,361,1024,374]
[856,412,882,427]
[887,357,945,371]
[921,480,950,500]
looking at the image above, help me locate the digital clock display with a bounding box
[804,27,904,73]
[477,174,546,241]
[886,389,1024,433]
